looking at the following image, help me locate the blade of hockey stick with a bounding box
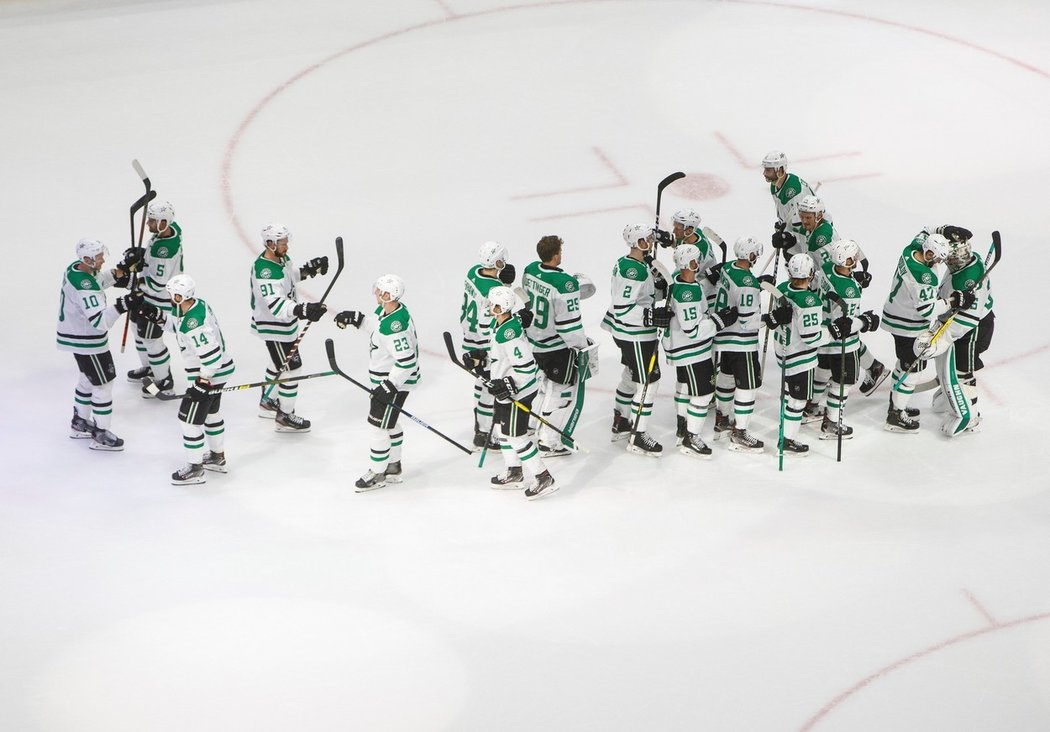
[655,171,685,227]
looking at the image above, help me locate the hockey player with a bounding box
[713,236,766,452]
[460,241,516,451]
[600,223,667,456]
[334,275,420,492]
[485,286,557,500]
[814,240,881,439]
[763,254,825,455]
[664,244,739,458]
[881,230,975,432]
[249,223,328,432]
[762,150,816,253]
[654,209,722,307]
[520,235,594,458]
[124,200,183,398]
[136,275,235,484]
[56,238,142,451]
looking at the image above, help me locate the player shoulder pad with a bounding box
[550,270,579,295]
[617,257,647,281]
[254,256,283,281]
[67,264,101,292]
[673,281,700,303]
[494,317,523,344]
[782,173,802,200]
[378,305,412,336]
[178,300,208,334]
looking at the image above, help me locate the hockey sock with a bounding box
[813,366,830,406]
[278,366,300,413]
[890,362,918,411]
[473,378,493,432]
[715,371,735,417]
[675,383,690,419]
[826,381,848,423]
[615,367,636,417]
[181,423,205,464]
[783,396,805,440]
[505,435,540,477]
[733,388,756,430]
[631,380,658,433]
[91,381,114,430]
[538,381,572,445]
[686,394,709,435]
[389,427,404,462]
[857,341,875,370]
[74,374,93,419]
[134,333,150,369]
[144,337,171,381]
[205,416,225,454]
[500,435,523,469]
[369,425,392,471]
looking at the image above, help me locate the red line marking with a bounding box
[529,203,649,221]
[432,0,459,18]
[962,588,998,627]
[713,131,752,169]
[511,146,628,199]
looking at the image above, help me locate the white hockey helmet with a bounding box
[75,237,106,260]
[829,239,860,268]
[672,209,702,230]
[622,223,652,248]
[733,235,763,261]
[798,195,825,215]
[946,238,973,273]
[147,200,175,223]
[922,233,951,263]
[673,243,701,272]
[478,240,508,270]
[374,273,405,302]
[787,253,815,279]
[261,223,290,247]
[166,273,196,301]
[487,285,517,315]
[761,150,788,170]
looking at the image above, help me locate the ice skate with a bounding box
[728,427,764,453]
[171,463,206,485]
[675,415,687,446]
[780,437,810,456]
[525,470,558,500]
[610,410,632,442]
[819,416,854,440]
[355,470,386,492]
[626,431,662,457]
[859,360,888,396]
[127,366,150,382]
[89,429,124,451]
[490,466,524,489]
[680,433,713,459]
[142,374,175,399]
[713,412,734,441]
[802,401,825,424]
[538,443,573,458]
[70,411,97,439]
[274,410,311,433]
[885,406,919,433]
[384,460,403,484]
[202,451,228,473]
[472,430,490,452]
[258,397,280,418]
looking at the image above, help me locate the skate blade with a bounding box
[883,424,919,434]
[860,370,890,396]
[610,432,630,442]
[384,475,403,484]
[88,441,124,451]
[490,482,524,491]
[626,445,663,458]
[679,446,713,459]
[355,481,386,493]
[818,432,853,441]
[70,431,94,440]
[525,483,560,501]
[538,448,573,459]
[801,415,824,425]
[171,475,206,485]
[203,464,228,474]
[781,451,809,458]
[258,411,277,419]
[727,443,764,453]
[274,425,311,433]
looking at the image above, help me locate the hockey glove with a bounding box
[771,229,795,250]
[516,308,534,329]
[293,302,328,322]
[114,290,144,314]
[710,306,738,331]
[762,302,792,328]
[186,379,211,403]
[654,228,675,248]
[914,328,951,361]
[371,379,398,400]
[334,310,365,329]
[489,376,516,403]
[852,270,872,289]
[651,270,669,299]
[937,225,973,243]
[643,306,673,329]
[135,302,165,325]
[575,273,597,299]
[299,256,329,279]
[757,274,776,288]
[462,349,489,373]
[118,247,145,274]
[828,315,854,341]
[498,263,516,285]
[948,289,977,311]
[857,311,880,333]
[704,262,724,285]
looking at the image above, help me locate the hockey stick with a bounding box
[759,281,791,470]
[759,249,782,379]
[261,236,345,403]
[326,338,472,455]
[141,371,337,401]
[655,172,685,230]
[120,160,153,353]
[442,331,589,453]
[701,226,728,266]
[891,231,1002,391]
[824,291,850,462]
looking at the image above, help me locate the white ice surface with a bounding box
[3,1,1050,730]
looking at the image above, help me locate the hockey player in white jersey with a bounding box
[521,235,593,458]
[654,209,722,307]
[56,238,143,451]
[124,200,183,398]
[335,275,420,492]
[600,223,666,456]
[485,286,557,500]
[762,150,816,253]
[249,223,329,432]
[664,244,739,458]
[135,274,236,484]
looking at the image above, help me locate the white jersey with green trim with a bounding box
[460,264,502,352]
[770,172,815,247]
[814,262,862,355]
[250,252,301,343]
[165,298,235,382]
[56,262,121,354]
[713,262,761,353]
[881,235,941,337]
[937,255,993,339]
[489,315,539,400]
[521,261,588,353]
[600,254,658,342]
[662,273,717,366]
[369,303,420,391]
[773,283,824,376]
[674,232,720,305]
[140,222,184,308]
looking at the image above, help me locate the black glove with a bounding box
[370,379,397,401]
[498,263,516,285]
[135,301,164,325]
[757,274,776,288]
[771,229,795,250]
[293,302,328,322]
[643,306,673,329]
[516,308,534,328]
[186,379,211,403]
[704,262,724,285]
[651,269,668,298]
[119,247,145,273]
[710,306,738,330]
[654,228,675,248]
[114,290,144,314]
[857,310,880,332]
[299,256,329,279]
[828,315,854,340]
[462,349,488,372]
[938,225,973,243]
[334,310,365,329]
[762,302,792,328]
[852,270,872,289]
[490,376,515,402]
[949,289,977,310]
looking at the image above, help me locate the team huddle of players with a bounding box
[56,151,994,497]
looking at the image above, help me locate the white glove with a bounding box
[574,273,596,300]
[913,327,951,361]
